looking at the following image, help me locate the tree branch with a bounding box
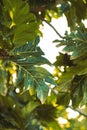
[40,17,65,39]
[67,106,87,118]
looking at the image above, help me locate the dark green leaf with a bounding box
[3,0,38,47]
[22,101,39,118]
[57,92,70,106]
[36,81,49,103]
[13,22,38,46]
[45,75,56,85]
[16,68,24,85]
[24,74,34,91]
[0,71,8,96]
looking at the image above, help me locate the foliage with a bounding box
[54,25,87,108]
[59,0,87,29]
[0,0,87,130]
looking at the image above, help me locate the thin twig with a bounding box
[40,16,65,39]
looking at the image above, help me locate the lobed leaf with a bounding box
[9,36,55,103]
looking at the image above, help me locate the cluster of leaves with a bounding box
[0,34,57,129]
[54,25,87,108]
[0,0,59,129]
[0,0,38,50]
[27,0,60,22]
[59,0,87,29]
[0,93,60,129]
[1,0,87,129]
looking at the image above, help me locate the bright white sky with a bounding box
[39,15,70,64]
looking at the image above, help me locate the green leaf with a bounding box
[81,78,87,104]
[57,92,70,106]
[24,74,34,91]
[28,67,52,79]
[3,0,38,47]
[0,76,7,96]
[45,75,56,85]
[16,56,50,65]
[70,75,85,108]
[13,22,38,46]
[71,45,87,59]
[56,26,87,60]
[11,36,44,56]
[36,81,49,103]
[59,1,70,14]
[72,87,83,108]
[0,71,8,96]
[4,0,30,25]
[54,53,73,67]
[9,36,55,102]
[22,101,39,118]
[46,121,61,130]
[16,68,24,85]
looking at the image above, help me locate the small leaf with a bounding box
[22,101,39,118]
[0,76,7,96]
[57,92,70,106]
[16,68,24,85]
[0,70,8,96]
[36,81,49,103]
[45,75,56,85]
[15,56,50,66]
[24,74,34,91]
[82,78,87,104]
